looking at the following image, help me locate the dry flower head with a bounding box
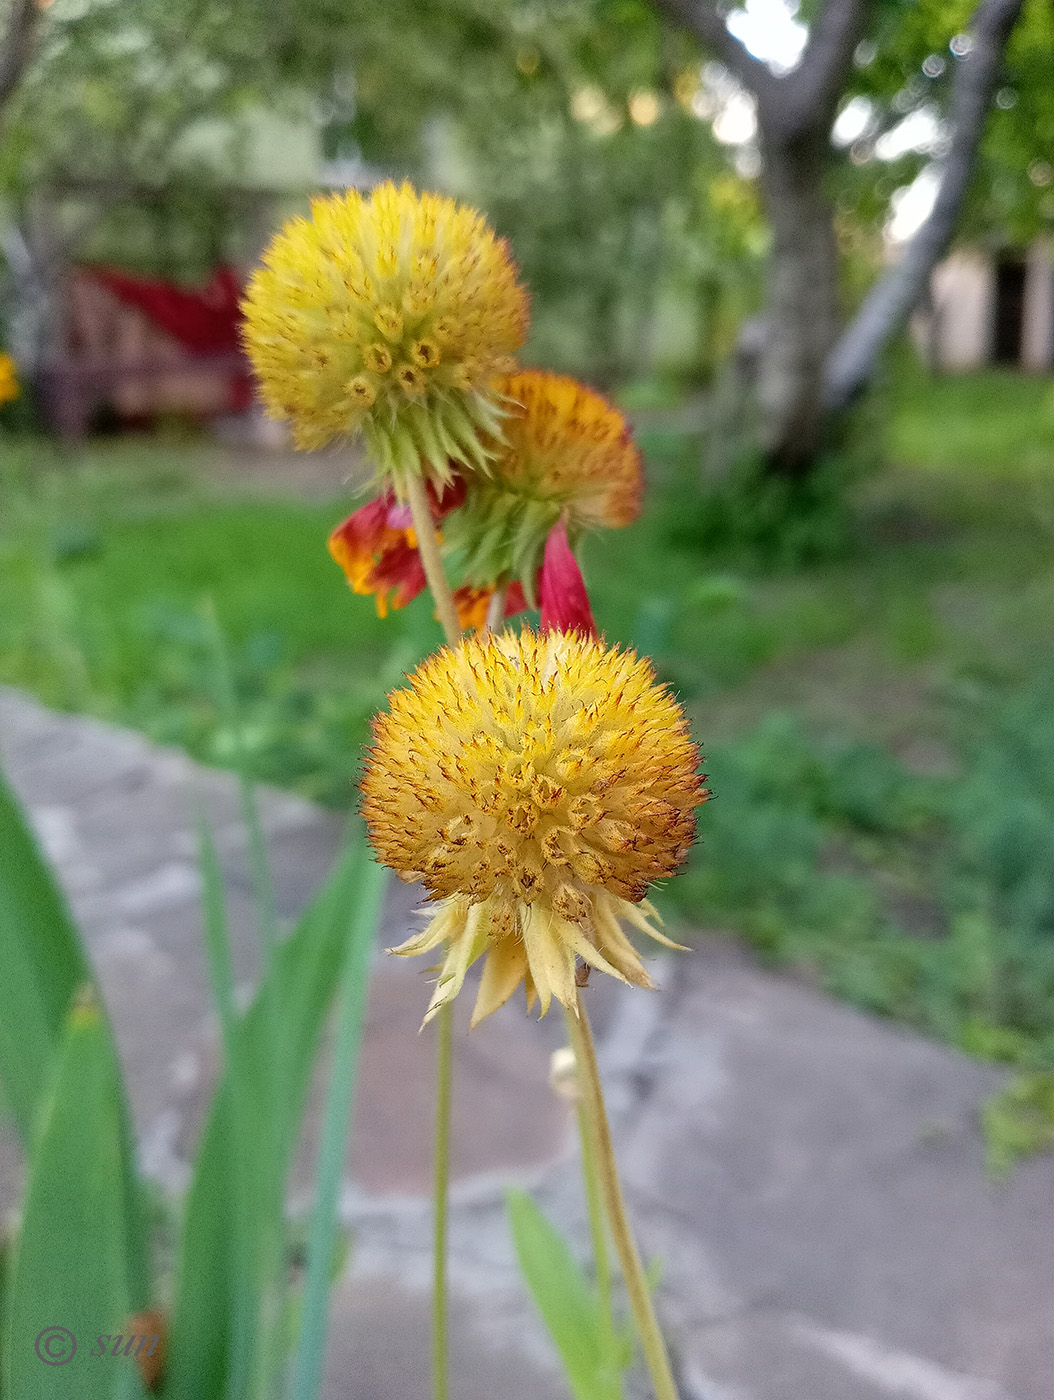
[362,629,705,1025]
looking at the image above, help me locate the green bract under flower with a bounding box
[442,369,643,601]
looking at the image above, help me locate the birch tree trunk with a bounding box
[657,0,1025,478]
[757,129,841,474]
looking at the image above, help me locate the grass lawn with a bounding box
[4,356,1054,1097]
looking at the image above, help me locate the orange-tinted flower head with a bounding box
[363,629,706,1025]
[0,353,19,407]
[443,369,642,604]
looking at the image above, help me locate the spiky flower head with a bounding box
[443,369,642,599]
[241,182,529,492]
[362,629,705,1026]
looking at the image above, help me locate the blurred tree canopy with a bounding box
[0,0,1048,419]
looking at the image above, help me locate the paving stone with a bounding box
[321,1273,569,1400]
[617,939,1052,1400]
[290,966,572,1198]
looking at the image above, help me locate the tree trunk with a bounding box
[0,0,40,128]
[756,130,841,475]
[823,0,1025,412]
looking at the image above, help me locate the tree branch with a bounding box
[776,0,873,140]
[654,0,872,140]
[0,0,40,124]
[823,0,1025,410]
[652,0,781,108]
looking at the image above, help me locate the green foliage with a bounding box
[290,849,386,1400]
[165,833,376,1400]
[2,991,149,1400]
[0,555,388,1396]
[0,766,90,1141]
[506,1189,630,1400]
[825,0,1052,253]
[888,367,1054,478]
[982,1070,1054,1179]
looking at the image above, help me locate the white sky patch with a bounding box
[726,0,807,73]
[713,90,758,145]
[888,166,940,243]
[832,96,875,148]
[875,106,942,161]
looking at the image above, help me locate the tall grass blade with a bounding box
[0,766,149,1307]
[507,1189,629,1400]
[289,847,386,1400]
[196,815,258,1398]
[0,766,88,1141]
[2,989,149,1400]
[165,835,377,1400]
[202,602,287,1397]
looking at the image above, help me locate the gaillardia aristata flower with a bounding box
[443,369,642,603]
[362,630,705,1026]
[241,182,529,490]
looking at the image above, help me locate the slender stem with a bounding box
[405,473,462,648]
[432,1000,454,1400]
[566,996,679,1400]
[482,583,508,638]
[404,472,461,1400]
[575,1093,616,1359]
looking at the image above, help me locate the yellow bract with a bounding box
[362,629,705,1026]
[241,182,528,491]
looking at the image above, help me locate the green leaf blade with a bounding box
[2,990,149,1400]
[0,766,89,1141]
[164,832,380,1400]
[507,1188,627,1400]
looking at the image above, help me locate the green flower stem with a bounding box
[405,473,462,649]
[404,475,462,1400]
[575,1087,616,1358]
[567,994,679,1400]
[432,999,454,1400]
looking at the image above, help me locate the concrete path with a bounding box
[2,687,1052,1400]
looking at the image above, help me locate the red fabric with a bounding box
[82,263,251,411]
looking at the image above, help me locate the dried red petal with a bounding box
[539,520,597,636]
[454,584,493,631]
[504,580,529,618]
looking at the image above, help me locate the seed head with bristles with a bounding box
[242,182,529,493]
[443,369,642,597]
[361,629,706,1026]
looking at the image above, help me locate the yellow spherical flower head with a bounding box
[443,369,642,602]
[241,182,529,492]
[0,353,19,407]
[362,629,706,1027]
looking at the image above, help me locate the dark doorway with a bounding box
[993,258,1026,364]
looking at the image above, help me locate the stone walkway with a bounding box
[2,687,1053,1400]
